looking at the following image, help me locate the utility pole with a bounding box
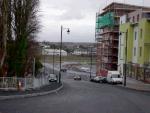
[33,58,35,77]
[124,31,128,87]
[53,45,55,74]
[59,25,70,83]
[59,26,63,83]
[90,47,93,79]
[44,48,46,75]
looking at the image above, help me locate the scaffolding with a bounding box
[95,2,149,76]
[96,12,114,29]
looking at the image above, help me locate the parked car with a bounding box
[90,76,107,83]
[107,71,123,84]
[81,67,90,72]
[100,77,107,83]
[90,76,101,83]
[74,75,81,80]
[60,68,67,72]
[48,74,57,82]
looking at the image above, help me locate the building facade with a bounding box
[118,9,150,82]
[96,2,150,76]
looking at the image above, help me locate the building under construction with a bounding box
[96,2,150,76]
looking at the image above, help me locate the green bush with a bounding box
[35,59,43,76]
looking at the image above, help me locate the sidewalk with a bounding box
[120,77,150,92]
[0,82,63,100]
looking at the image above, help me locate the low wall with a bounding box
[0,77,49,91]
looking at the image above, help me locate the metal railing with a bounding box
[0,76,49,91]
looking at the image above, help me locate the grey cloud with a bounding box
[40,0,101,21]
[40,0,150,21]
[39,0,150,42]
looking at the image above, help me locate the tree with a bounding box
[0,0,8,70]
[0,0,41,77]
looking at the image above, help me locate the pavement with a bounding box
[118,77,150,92]
[0,82,63,100]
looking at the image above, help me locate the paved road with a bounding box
[0,73,150,113]
[44,63,95,81]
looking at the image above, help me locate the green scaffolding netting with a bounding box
[96,12,114,29]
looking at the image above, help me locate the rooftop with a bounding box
[98,2,150,16]
[103,2,150,11]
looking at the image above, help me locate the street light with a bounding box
[90,46,93,80]
[119,31,128,87]
[58,25,70,83]
[53,45,55,74]
[44,48,46,75]
[33,57,35,77]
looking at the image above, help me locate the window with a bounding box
[137,14,139,22]
[134,47,136,56]
[124,47,127,56]
[133,16,135,23]
[128,17,131,22]
[135,32,137,40]
[140,29,143,38]
[120,21,122,24]
[139,47,142,57]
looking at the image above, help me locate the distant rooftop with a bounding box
[103,2,150,11]
[97,2,150,16]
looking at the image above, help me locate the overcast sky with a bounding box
[38,0,150,42]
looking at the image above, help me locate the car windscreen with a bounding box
[112,74,121,78]
[50,74,56,78]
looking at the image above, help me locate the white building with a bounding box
[42,49,67,56]
[73,49,88,56]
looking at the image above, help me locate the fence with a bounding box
[0,76,49,91]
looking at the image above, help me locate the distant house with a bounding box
[73,49,88,56]
[39,42,50,49]
[42,49,67,56]
[72,47,97,56]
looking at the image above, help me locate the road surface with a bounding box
[0,72,150,113]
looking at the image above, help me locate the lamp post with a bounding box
[58,25,70,83]
[33,57,35,77]
[120,31,128,86]
[53,45,55,74]
[90,46,93,80]
[43,48,46,84]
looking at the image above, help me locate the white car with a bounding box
[107,71,123,84]
[48,74,57,82]
[90,76,107,83]
[90,76,101,82]
[74,75,81,80]
[81,67,90,72]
